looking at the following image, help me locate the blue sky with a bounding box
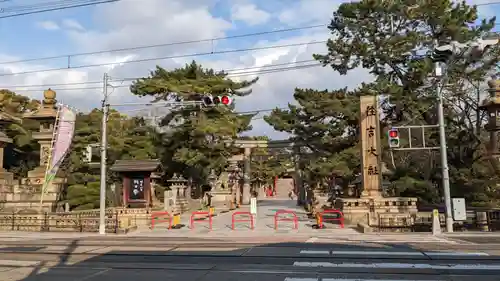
[0,0,498,138]
[0,0,497,65]
[0,0,321,59]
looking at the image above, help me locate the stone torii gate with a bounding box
[230,139,298,205]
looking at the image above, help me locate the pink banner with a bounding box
[43,106,76,192]
[49,106,76,174]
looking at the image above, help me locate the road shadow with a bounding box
[9,236,500,281]
[15,239,79,280]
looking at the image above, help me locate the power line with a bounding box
[0,59,318,88]
[3,63,322,92]
[0,24,326,65]
[0,41,326,77]
[0,0,119,19]
[2,0,110,13]
[476,1,500,6]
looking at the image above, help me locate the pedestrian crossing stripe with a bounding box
[293,262,500,270]
[300,250,329,254]
[285,277,444,281]
[299,250,489,256]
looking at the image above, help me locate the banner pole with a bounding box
[39,104,62,213]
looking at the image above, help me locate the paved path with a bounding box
[1,238,500,280]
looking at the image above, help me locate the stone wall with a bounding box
[0,207,153,233]
[341,197,418,226]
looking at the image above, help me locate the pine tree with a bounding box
[268,0,500,205]
[130,61,257,184]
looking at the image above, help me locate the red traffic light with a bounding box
[389,129,398,138]
[221,95,230,105]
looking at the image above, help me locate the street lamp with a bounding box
[431,38,499,233]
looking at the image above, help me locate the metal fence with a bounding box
[377,209,500,232]
[0,212,119,233]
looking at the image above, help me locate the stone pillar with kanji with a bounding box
[360,95,382,198]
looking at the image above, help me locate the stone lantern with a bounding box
[0,92,20,187]
[207,169,217,191]
[227,158,242,208]
[22,89,65,211]
[165,174,189,214]
[480,79,500,130]
[23,89,59,178]
[479,79,500,173]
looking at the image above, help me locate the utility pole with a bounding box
[435,61,454,233]
[431,38,498,232]
[99,73,109,235]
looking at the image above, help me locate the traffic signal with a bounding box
[388,128,400,148]
[202,94,233,106]
[431,45,453,63]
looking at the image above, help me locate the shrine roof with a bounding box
[23,106,57,120]
[110,159,161,172]
[0,111,21,123]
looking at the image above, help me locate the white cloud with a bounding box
[62,19,85,31]
[231,4,271,26]
[36,20,60,31]
[278,0,340,26]
[6,0,493,138]
[0,0,369,138]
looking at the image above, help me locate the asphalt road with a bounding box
[1,238,500,281]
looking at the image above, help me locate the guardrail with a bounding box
[231,211,254,230]
[190,211,212,230]
[151,211,172,230]
[317,209,344,228]
[274,210,298,230]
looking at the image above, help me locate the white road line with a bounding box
[306,237,318,243]
[322,279,446,281]
[434,236,458,244]
[330,251,423,256]
[300,249,489,257]
[284,279,447,281]
[75,268,110,281]
[293,262,500,270]
[346,239,453,243]
[424,251,489,256]
[0,259,41,266]
[300,250,330,254]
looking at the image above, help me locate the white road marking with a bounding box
[322,279,446,281]
[284,279,447,281]
[424,251,489,256]
[434,236,458,244]
[330,251,423,256]
[75,268,110,281]
[300,250,329,254]
[300,250,488,257]
[305,237,318,243]
[293,262,500,270]
[0,259,41,266]
[346,239,454,243]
